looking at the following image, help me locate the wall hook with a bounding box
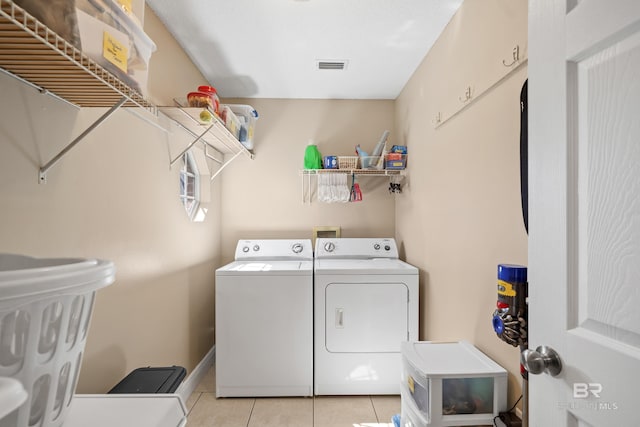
[503,45,520,67]
[433,111,442,125]
[459,86,473,103]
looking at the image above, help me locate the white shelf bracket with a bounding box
[169,123,215,166]
[210,150,243,182]
[38,96,127,184]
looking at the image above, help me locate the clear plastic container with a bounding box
[219,106,242,141]
[227,104,259,150]
[75,0,157,96]
[0,254,115,427]
[400,341,507,426]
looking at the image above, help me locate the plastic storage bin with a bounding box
[227,104,259,150]
[401,383,429,427]
[386,153,407,170]
[219,105,242,141]
[75,0,156,96]
[400,340,507,427]
[108,366,186,394]
[360,156,383,169]
[0,254,115,427]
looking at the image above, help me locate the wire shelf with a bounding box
[0,0,155,112]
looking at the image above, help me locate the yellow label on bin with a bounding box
[497,279,516,297]
[103,31,128,73]
[407,375,415,393]
[117,0,132,13]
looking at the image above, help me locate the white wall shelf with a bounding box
[0,0,254,183]
[0,0,154,110]
[300,168,405,204]
[0,0,156,183]
[160,104,254,182]
[301,169,404,176]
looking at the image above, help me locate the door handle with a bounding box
[335,308,344,328]
[521,345,562,376]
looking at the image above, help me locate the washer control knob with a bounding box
[292,243,303,253]
[384,245,391,251]
[253,244,260,252]
[324,242,335,252]
[374,243,381,250]
[242,246,249,253]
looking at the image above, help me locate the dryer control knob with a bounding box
[324,242,335,252]
[242,246,250,253]
[384,245,391,251]
[292,243,303,253]
[253,245,260,252]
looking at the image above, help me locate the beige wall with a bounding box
[0,0,528,404]
[395,0,528,408]
[219,98,397,264]
[0,7,218,393]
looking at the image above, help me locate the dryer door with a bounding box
[325,282,409,353]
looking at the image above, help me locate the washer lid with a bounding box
[314,258,417,275]
[216,260,313,276]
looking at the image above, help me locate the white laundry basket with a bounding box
[0,254,115,427]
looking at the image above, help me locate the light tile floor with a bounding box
[185,363,400,427]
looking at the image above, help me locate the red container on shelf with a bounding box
[187,91,214,109]
[197,85,220,115]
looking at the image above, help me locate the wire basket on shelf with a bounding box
[338,156,359,169]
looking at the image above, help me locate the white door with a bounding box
[528,0,640,425]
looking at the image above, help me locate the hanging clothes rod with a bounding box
[125,108,169,134]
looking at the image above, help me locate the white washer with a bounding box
[314,238,419,395]
[215,239,313,397]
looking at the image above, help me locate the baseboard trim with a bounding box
[515,407,523,419]
[175,345,215,403]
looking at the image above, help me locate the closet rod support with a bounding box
[170,123,214,166]
[204,145,223,164]
[172,119,224,157]
[39,96,127,184]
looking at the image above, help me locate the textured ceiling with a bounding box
[147,0,463,99]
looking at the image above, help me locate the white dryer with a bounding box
[314,238,419,395]
[215,239,313,397]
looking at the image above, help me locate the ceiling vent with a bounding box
[317,60,348,70]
